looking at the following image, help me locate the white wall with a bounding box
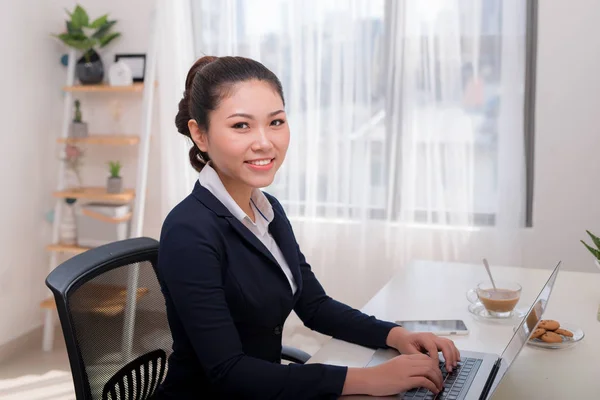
[0,0,162,347]
[524,0,600,273]
[0,0,71,348]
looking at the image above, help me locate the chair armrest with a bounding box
[281,345,311,364]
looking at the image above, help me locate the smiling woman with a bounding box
[155,55,460,399]
[174,56,290,219]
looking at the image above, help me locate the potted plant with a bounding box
[61,144,84,190]
[52,5,121,84]
[107,161,123,193]
[580,230,600,270]
[69,99,88,138]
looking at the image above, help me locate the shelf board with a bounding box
[57,134,140,146]
[62,83,145,93]
[46,243,92,254]
[40,284,149,316]
[53,187,135,202]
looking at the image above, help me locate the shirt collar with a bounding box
[198,163,274,227]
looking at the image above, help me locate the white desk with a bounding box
[307,261,600,398]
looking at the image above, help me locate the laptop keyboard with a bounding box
[403,357,482,400]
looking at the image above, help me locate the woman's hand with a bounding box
[371,354,444,396]
[387,327,461,372]
[343,354,443,397]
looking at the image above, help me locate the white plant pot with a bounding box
[59,202,77,245]
[64,167,82,191]
[107,176,123,193]
[69,121,88,138]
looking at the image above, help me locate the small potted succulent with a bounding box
[581,230,600,271]
[69,99,88,138]
[107,161,123,193]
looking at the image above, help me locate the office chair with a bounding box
[46,237,310,399]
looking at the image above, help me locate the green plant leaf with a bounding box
[108,161,122,178]
[58,32,87,42]
[581,240,600,260]
[92,20,117,39]
[585,230,600,250]
[55,34,97,51]
[66,21,84,35]
[89,14,108,29]
[99,32,121,48]
[71,5,89,29]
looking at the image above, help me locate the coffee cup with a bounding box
[467,281,522,318]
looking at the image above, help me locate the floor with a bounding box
[0,329,74,400]
[0,222,402,399]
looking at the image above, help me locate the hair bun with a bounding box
[185,56,219,93]
[175,56,219,138]
[175,96,190,136]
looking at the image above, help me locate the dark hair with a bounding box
[175,56,285,172]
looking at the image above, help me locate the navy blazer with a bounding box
[155,181,398,399]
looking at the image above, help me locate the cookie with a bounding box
[555,328,573,337]
[538,320,560,331]
[530,328,546,339]
[540,331,563,343]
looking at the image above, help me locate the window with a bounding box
[191,0,535,227]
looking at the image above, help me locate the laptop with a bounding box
[360,262,561,400]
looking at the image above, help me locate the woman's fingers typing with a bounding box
[410,364,443,390]
[408,377,440,395]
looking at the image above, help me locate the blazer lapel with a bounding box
[226,217,279,267]
[192,181,291,281]
[269,207,303,298]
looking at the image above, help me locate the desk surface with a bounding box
[307,261,600,398]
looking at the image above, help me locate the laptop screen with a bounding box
[498,262,561,369]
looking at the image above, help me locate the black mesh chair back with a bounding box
[46,237,173,399]
[102,349,166,400]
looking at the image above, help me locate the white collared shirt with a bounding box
[198,163,298,295]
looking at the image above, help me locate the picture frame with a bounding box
[114,54,146,82]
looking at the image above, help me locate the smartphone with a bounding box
[394,319,469,336]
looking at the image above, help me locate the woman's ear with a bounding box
[188,119,208,153]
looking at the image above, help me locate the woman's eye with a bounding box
[232,122,250,129]
[271,119,285,126]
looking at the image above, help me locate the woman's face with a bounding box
[190,80,290,191]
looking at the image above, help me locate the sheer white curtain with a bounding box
[156,0,198,217]
[192,0,385,221]
[181,0,528,269]
[385,0,527,266]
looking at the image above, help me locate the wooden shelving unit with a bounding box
[62,83,145,93]
[57,134,140,146]
[52,187,135,202]
[43,22,157,354]
[46,243,92,254]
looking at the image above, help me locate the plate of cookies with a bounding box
[527,319,584,349]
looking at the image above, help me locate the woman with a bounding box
[156,56,460,399]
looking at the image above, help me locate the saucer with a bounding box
[526,322,584,349]
[468,302,527,323]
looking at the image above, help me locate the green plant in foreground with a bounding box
[580,230,600,261]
